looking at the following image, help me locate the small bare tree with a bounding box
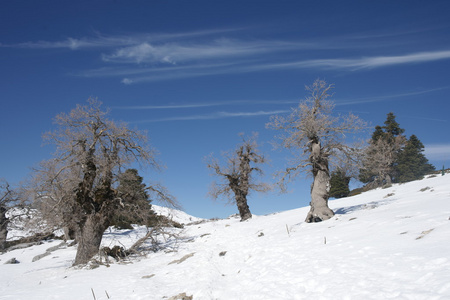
[0,180,16,251]
[206,133,271,221]
[267,79,366,223]
[360,135,405,189]
[359,113,407,188]
[33,99,174,265]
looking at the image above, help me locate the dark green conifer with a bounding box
[329,169,350,198]
[383,112,405,138]
[111,169,156,229]
[395,135,435,183]
[371,125,385,142]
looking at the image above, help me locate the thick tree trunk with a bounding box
[0,207,8,251]
[63,226,77,242]
[384,174,392,186]
[305,141,335,223]
[306,169,335,222]
[235,192,252,221]
[73,213,109,266]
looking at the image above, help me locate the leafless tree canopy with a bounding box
[267,79,366,222]
[33,99,170,265]
[0,180,18,251]
[268,81,366,185]
[361,135,406,188]
[206,133,271,221]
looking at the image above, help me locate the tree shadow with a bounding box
[334,199,394,215]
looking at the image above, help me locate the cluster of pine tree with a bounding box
[330,112,435,198]
[110,168,182,230]
[329,169,351,199]
[395,134,435,183]
[363,112,434,185]
[109,169,161,229]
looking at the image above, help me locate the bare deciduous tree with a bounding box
[267,79,366,223]
[0,180,16,251]
[206,133,271,221]
[359,112,409,188]
[360,135,405,189]
[33,99,173,265]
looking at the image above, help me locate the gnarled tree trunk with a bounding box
[74,213,109,265]
[0,206,8,251]
[234,189,252,221]
[305,141,334,223]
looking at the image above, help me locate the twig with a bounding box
[91,288,96,300]
[129,228,154,253]
[285,224,290,237]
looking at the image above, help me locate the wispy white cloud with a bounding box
[79,62,239,78]
[3,36,134,50]
[335,86,450,106]
[116,102,226,110]
[111,62,248,83]
[2,28,245,50]
[424,144,450,161]
[133,109,289,123]
[102,39,309,65]
[6,28,450,83]
[287,50,450,70]
[111,49,450,83]
[114,99,297,110]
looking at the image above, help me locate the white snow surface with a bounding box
[151,204,204,225]
[1,175,450,299]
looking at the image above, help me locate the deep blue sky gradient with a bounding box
[1,1,449,218]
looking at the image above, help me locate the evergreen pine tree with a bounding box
[383,112,405,137]
[371,125,385,142]
[329,169,350,198]
[112,169,156,229]
[395,135,435,183]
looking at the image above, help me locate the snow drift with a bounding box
[1,175,449,299]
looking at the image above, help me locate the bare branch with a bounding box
[267,79,366,222]
[30,99,171,265]
[205,133,271,221]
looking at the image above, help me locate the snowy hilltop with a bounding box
[1,174,449,299]
[151,204,204,225]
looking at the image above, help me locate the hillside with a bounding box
[151,204,204,225]
[1,175,449,299]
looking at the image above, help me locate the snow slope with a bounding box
[1,175,449,299]
[151,204,204,225]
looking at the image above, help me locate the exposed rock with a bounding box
[33,242,67,262]
[168,292,193,300]
[416,228,434,240]
[32,251,51,262]
[4,257,19,264]
[168,253,195,265]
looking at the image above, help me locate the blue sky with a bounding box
[1,1,449,219]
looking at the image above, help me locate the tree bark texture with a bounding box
[0,206,8,251]
[305,141,335,223]
[235,150,252,221]
[234,189,252,221]
[73,149,113,266]
[73,213,109,265]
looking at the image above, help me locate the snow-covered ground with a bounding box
[1,175,449,299]
[151,204,204,225]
